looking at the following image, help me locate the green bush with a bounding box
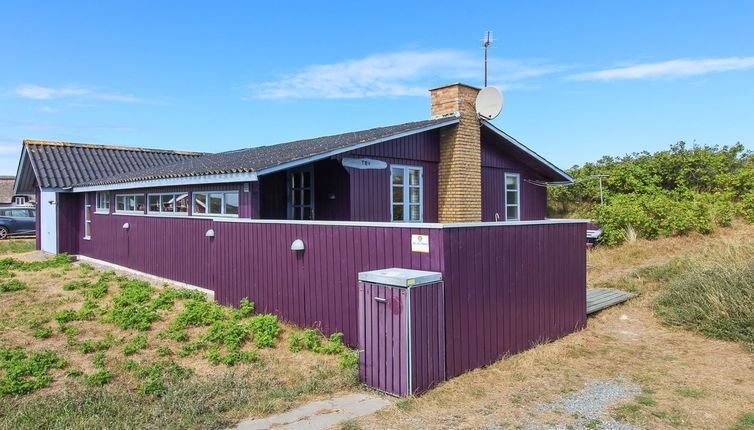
[31,327,53,339]
[204,319,252,350]
[170,300,225,330]
[79,339,111,354]
[549,142,754,245]
[123,334,148,356]
[104,280,162,330]
[83,369,112,386]
[0,280,26,292]
[0,347,66,395]
[230,298,255,319]
[249,314,280,348]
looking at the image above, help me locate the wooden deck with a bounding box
[586,288,637,314]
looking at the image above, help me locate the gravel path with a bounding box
[482,377,642,430]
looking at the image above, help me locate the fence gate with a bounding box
[357,268,445,396]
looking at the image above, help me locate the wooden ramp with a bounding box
[587,288,637,314]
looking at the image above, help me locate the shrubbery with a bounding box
[549,142,754,245]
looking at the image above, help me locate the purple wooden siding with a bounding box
[314,160,351,221]
[358,282,408,396]
[337,130,440,223]
[482,167,548,221]
[409,281,445,394]
[441,222,586,378]
[259,171,287,219]
[57,192,81,254]
[481,138,549,221]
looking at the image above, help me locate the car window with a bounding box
[7,210,29,217]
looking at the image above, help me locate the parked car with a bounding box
[586,222,602,248]
[0,208,36,239]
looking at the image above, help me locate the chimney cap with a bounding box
[428,82,482,92]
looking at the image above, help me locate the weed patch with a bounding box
[0,346,66,395]
[122,334,148,356]
[0,279,26,292]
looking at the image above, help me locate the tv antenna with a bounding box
[483,31,493,87]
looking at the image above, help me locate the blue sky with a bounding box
[1,1,753,174]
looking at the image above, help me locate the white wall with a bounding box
[39,191,57,254]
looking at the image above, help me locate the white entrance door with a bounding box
[39,191,58,254]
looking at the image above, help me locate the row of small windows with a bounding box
[92,191,239,217]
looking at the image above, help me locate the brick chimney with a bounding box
[430,83,482,223]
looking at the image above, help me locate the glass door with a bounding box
[288,166,314,220]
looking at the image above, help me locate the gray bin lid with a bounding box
[358,268,442,288]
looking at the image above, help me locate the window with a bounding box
[13,196,26,206]
[114,194,146,213]
[84,193,92,239]
[391,166,423,222]
[288,167,314,220]
[6,209,31,217]
[147,193,189,214]
[193,191,239,216]
[504,173,520,221]
[95,191,110,213]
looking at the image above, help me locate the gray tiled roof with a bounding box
[23,141,207,189]
[80,117,458,186]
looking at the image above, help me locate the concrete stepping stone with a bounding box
[234,393,390,430]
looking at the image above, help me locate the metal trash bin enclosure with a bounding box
[357,268,445,396]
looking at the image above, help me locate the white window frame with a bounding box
[287,166,315,220]
[13,196,26,206]
[95,191,110,214]
[192,191,240,217]
[83,193,92,240]
[504,172,521,221]
[147,192,190,216]
[114,193,146,214]
[390,165,423,223]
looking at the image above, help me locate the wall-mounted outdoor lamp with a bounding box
[205,229,215,238]
[122,223,130,230]
[291,239,305,252]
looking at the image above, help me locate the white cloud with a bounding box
[13,84,145,103]
[567,57,754,81]
[251,50,562,99]
[39,106,58,113]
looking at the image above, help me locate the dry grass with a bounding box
[0,256,357,429]
[353,223,754,430]
[587,220,754,287]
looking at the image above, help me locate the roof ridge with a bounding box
[251,118,448,150]
[22,139,209,156]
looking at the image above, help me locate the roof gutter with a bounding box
[72,171,259,193]
[481,121,573,183]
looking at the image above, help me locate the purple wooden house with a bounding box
[14,83,586,396]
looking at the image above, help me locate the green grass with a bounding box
[674,388,704,399]
[653,243,754,351]
[0,251,358,429]
[0,240,34,255]
[732,412,754,430]
[0,365,352,430]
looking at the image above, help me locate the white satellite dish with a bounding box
[475,86,504,120]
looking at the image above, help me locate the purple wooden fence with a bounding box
[70,209,443,345]
[442,222,586,377]
[60,195,585,379]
